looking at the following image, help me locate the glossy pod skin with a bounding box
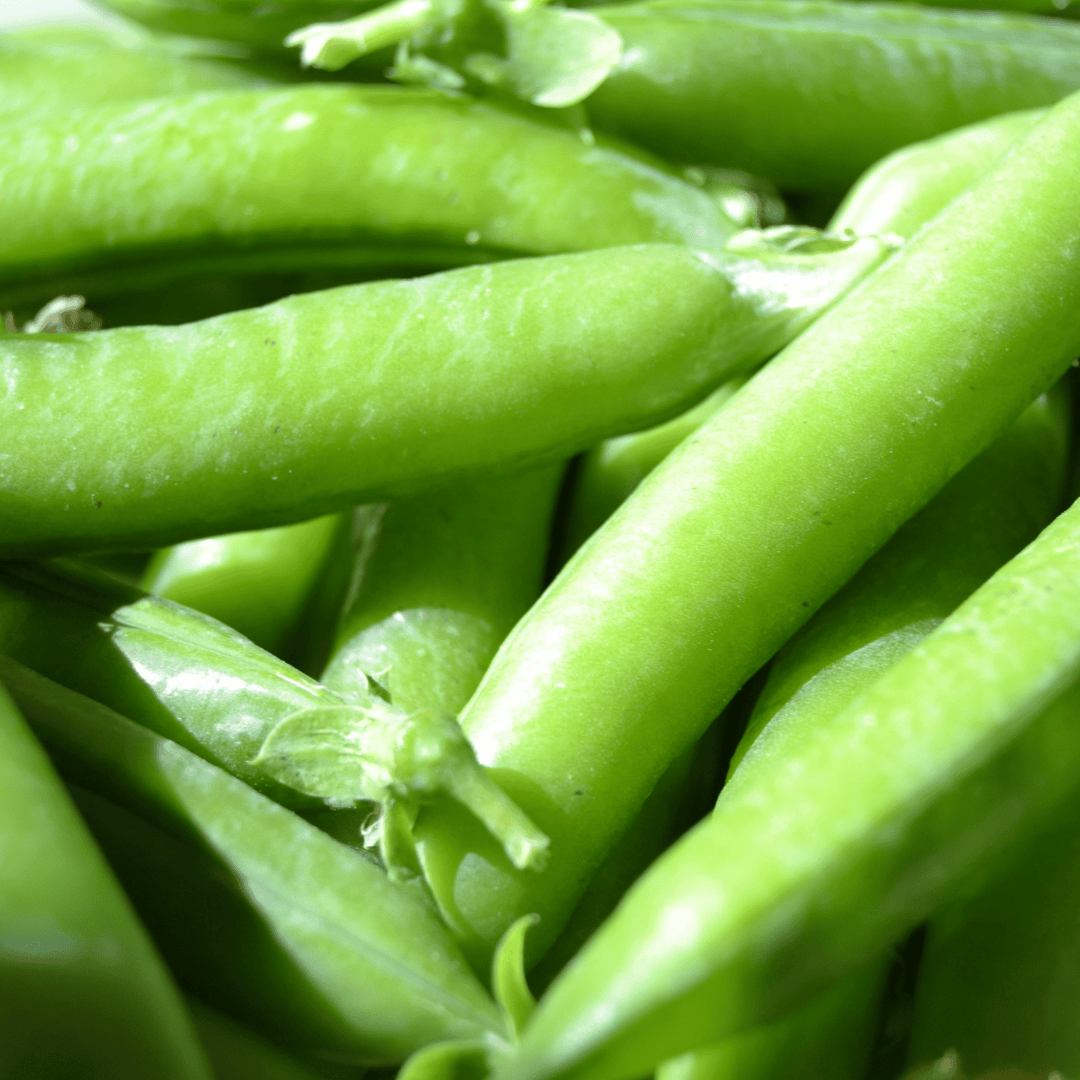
[830,108,1044,239]
[322,466,564,713]
[0,84,736,315]
[407,90,1080,974]
[586,0,1080,192]
[0,679,213,1080]
[666,386,1071,1079]
[502,481,1080,1077]
[143,513,341,655]
[0,233,888,556]
[0,658,507,1067]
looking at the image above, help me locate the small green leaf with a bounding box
[491,914,539,1038]
[398,1039,492,1080]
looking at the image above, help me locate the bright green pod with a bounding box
[0,679,213,1080]
[830,108,1044,239]
[406,87,1080,977]
[0,232,888,556]
[143,513,341,655]
[0,25,273,124]
[0,83,737,316]
[322,466,564,713]
[0,657,507,1067]
[558,380,743,564]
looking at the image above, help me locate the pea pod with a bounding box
[0,678,213,1080]
[0,230,889,557]
[0,656,508,1067]
[0,83,737,318]
[406,86,1080,975]
[322,466,564,713]
[830,108,1044,239]
[0,559,545,869]
[293,0,1080,192]
[143,514,341,655]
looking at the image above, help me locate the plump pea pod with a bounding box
[0,230,889,557]
[0,24,273,124]
[0,560,546,869]
[143,513,341,655]
[0,83,736,316]
[291,0,1080,193]
[558,380,743,564]
[322,466,563,713]
[661,383,1071,1080]
[0,678,213,1080]
[904,786,1080,1073]
[406,89,1080,976]
[0,657,509,1066]
[830,109,1044,239]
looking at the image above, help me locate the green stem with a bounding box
[286,0,435,70]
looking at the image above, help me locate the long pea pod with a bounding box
[830,108,1044,239]
[143,514,342,655]
[0,83,737,318]
[0,560,546,870]
[322,466,564,713]
[292,0,1080,192]
[0,657,509,1067]
[657,382,1072,1078]
[404,88,1080,976]
[0,231,889,556]
[0,678,213,1080]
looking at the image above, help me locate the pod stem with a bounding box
[286,0,434,69]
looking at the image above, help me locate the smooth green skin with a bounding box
[322,466,564,714]
[187,996,349,1080]
[656,958,889,1080]
[0,681,213,1080]
[0,559,352,806]
[0,236,887,556]
[144,513,341,655]
[0,658,506,1066]
[0,83,735,307]
[409,90,1080,976]
[730,386,1072,776]
[558,380,743,565]
[502,492,1080,1078]
[0,25,272,124]
[830,109,1045,239]
[586,0,1080,192]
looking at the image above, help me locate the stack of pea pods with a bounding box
[5,0,1080,1076]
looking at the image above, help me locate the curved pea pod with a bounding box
[406,88,1080,975]
[322,466,564,713]
[293,0,1080,193]
[0,657,509,1067]
[499,497,1080,1075]
[830,108,1044,239]
[143,513,341,655]
[0,560,544,869]
[0,230,890,557]
[0,24,274,125]
[558,380,743,565]
[0,83,737,316]
[0,678,213,1080]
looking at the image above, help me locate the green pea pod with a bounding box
[558,379,744,565]
[0,25,273,125]
[0,560,545,869]
[144,513,341,655]
[291,0,1080,193]
[406,87,1080,975]
[322,466,564,713]
[0,656,508,1066]
[830,108,1044,239]
[0,678,213,1080]
[0,83,737,317]
[0,230,890,556]
[662,380,1072,1079]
